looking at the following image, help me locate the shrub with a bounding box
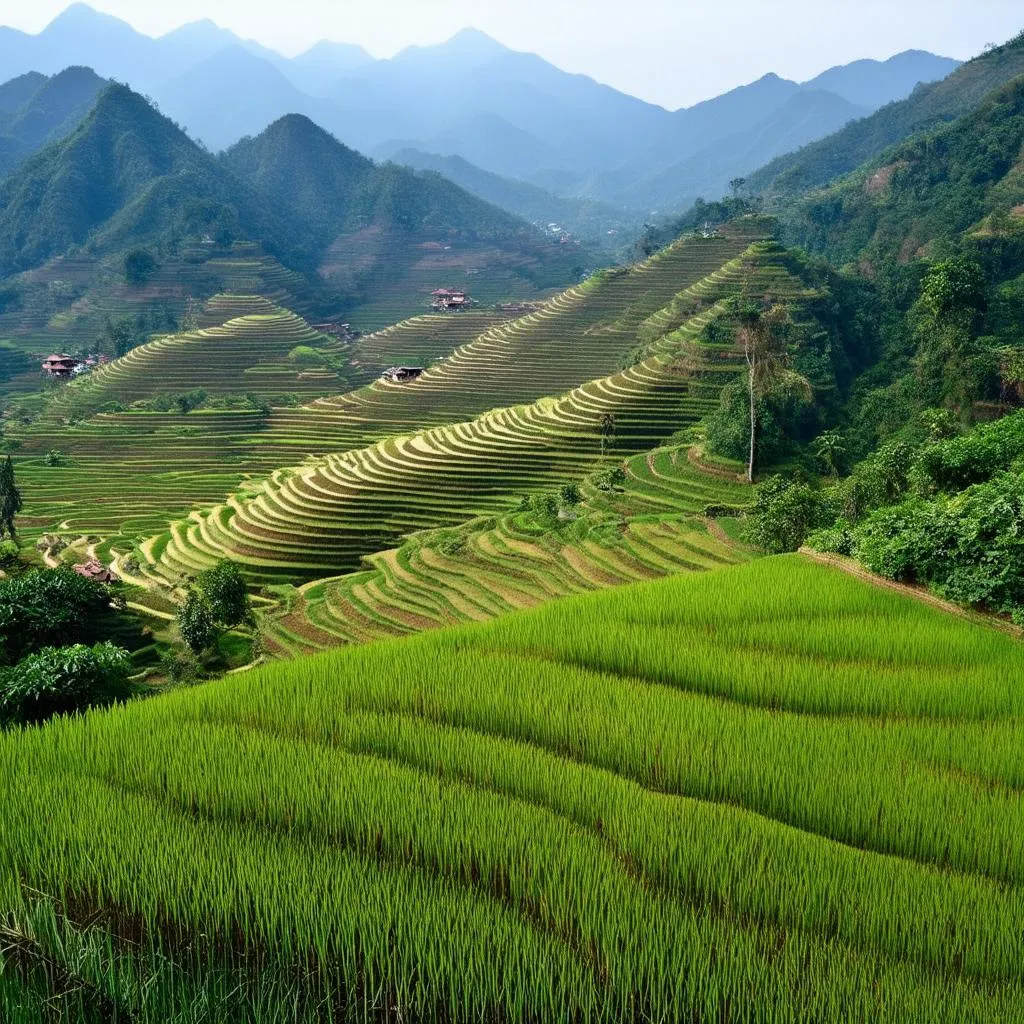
[0,642,132,726]
[45,449,62,467]
[915,410,1024,491]
[558,483,582,507]
[0,567,107,666]
[0,539,18,566]
[743,476,823,553]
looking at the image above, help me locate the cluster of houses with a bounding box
[41,353,107,380]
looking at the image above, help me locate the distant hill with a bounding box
[611,87,869,213]
[0,66,106,178]
[0,83,305,277]
[803,50,961,109]
[0,72,47,116]
[777,74,1024,269]
[0,5,963,217]
[387,148,639,243]
[155,45,339,152]
[749,32,1024,199]
[224,114,541,247]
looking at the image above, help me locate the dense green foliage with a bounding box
[1,558,1022,1021]
[0,66,106,178]
[0,566,109,665]
[0,455,21,539]
[0,84,308,276]
[0,642,132,726]
[747,410,1024,621]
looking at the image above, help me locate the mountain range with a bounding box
[0,4,961,216]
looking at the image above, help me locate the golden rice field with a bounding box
[1,556,1021,1022]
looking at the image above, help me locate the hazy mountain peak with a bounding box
[45,3,136,33]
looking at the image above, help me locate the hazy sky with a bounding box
[1,0,1022,108]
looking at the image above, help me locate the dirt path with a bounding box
[800,549,1022,639]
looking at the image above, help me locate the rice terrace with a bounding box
[0,3,1022,1022]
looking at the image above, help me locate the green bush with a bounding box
[744,476,824,554]
[0,642,132,725]
[195,559,252,629]
[853,473,1024,615]
[915,410,1024,491]
[0,567,108,666]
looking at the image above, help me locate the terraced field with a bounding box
[2,557,1022,1022]
[266,444,753,654]
[0,244,322,350]
[147,232,808,584]
[39,307,349,420]
[10,220,774,551]
[322,228,581,331]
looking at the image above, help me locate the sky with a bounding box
[1,0,1022,109]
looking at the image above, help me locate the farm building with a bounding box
[73,559,118,584]
[42,354,81,378]
[382,366,425,384]
[432,289,472,311]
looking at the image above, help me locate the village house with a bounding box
[432,288,472,312]
[41,354,81,379]
[73,559,119,585]
[382,366,425,384]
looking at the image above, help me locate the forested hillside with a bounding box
[749,31,1024,198]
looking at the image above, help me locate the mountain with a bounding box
[0,5,964,215]
[749,32,1024,199]
[0,66,106,178]
[224,114,541,247]
[804,50,961,110]
[282,41,375,95]
[388,148,640,246]
[0,83,302,276]
[609,87,869,212]
[0,72,47,117]
[154,46,337,152]
[777,74,1024,269]
[0,3,159,86]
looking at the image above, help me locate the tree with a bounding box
[0,643,132,726]
[105,316,137,358]
[558,482,582,507]
[177,591,219,656]
[124,248,157,286]
[599,413,616,456]
[911,257,990,409]
[0,456,22,540]
[0,567,108,666]
[744,475,823,554]
[729,177,747,198]
[736,303,810,482]
[196,560,252,629]
[813,430,845,477]
[45,449,62,467]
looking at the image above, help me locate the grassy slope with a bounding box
[1,556,1022,1021]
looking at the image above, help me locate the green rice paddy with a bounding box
[1,556,1021,1021]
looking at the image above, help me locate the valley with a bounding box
[0,6,1021,1022]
